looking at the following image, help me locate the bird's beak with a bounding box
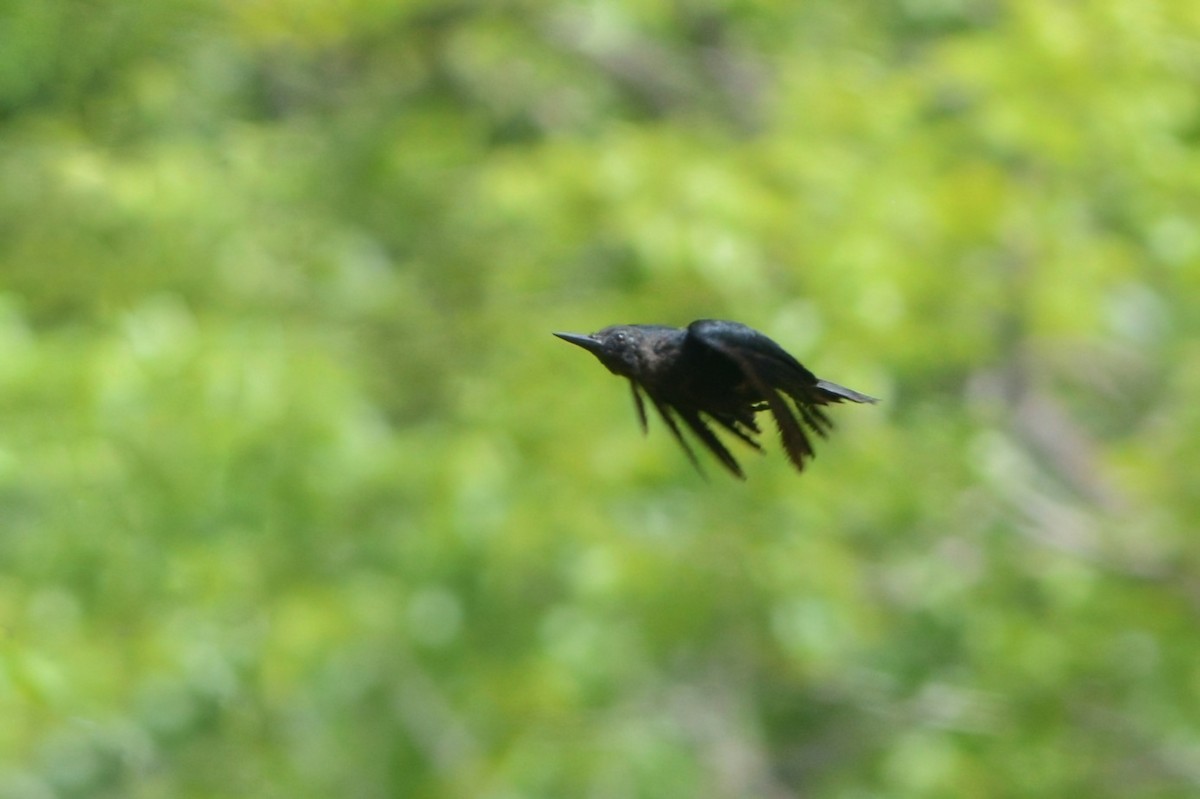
[554,331,604,356]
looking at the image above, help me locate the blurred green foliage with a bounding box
[2,0,1199,797]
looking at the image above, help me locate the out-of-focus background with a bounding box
[2,1,1199,797]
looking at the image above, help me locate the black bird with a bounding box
[554,319,876,478]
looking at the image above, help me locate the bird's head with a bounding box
[554,326,646,378]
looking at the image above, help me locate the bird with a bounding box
[554,319,877,478]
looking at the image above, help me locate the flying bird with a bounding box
[554,319,876,478]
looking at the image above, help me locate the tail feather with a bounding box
[815,379,877,404]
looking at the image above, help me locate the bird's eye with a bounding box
[613,332,626,343]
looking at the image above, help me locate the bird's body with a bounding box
[555,319,876,478]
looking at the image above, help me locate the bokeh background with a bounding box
[3,1,1200,797]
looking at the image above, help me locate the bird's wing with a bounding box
[645,392,710,477]
[629,381,649,434]
[687,319,830,471]
[639,387,747,479]
[687,320,817,379]
[707,413,763,453]
[685,321,878,404]
[674,404,746,479]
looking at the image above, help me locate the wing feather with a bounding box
[688,320,822,470]
[675,406,746,479]
[624,321,873,476]
[647,394,706,476]
[629,381,649,434]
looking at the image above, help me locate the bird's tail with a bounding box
[815,379,878,404]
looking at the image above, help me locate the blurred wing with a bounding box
[638,385,747,479]
[687,319,830,470]
[645,392,705,477]
[629,381,649,433]
[673,404,745,479]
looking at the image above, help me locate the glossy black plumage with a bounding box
[554,319,876,478]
